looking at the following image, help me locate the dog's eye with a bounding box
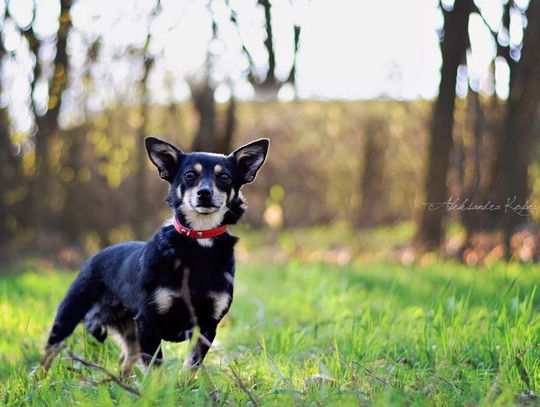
[219,173,231,183]
[184,170,197,181]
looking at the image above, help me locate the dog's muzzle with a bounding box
[192,187,222,214]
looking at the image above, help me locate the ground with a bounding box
[1,231,539,405]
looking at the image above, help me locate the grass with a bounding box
[1,256,539,405]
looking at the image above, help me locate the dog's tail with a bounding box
[45,264,103,349]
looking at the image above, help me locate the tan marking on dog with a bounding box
[194,163,203,173]
[180,267,198,326]
[153,287,180,313]
[109,323,140,376]
[214,164,222,174]
[208,291,231,319]
[40,343,62,372]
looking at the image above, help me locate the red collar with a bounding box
[172,216,228,239]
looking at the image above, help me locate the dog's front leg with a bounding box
[183,323,217,370]
[135,312,163,368]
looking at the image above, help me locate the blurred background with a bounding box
[0,0,539,266]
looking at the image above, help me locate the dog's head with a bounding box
[145,137,269,229]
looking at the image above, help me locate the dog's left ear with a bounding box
[230,138,269,184]
[145,137,183,182]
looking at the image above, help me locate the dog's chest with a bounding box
[150,256,233,337]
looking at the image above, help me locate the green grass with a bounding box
[1,259,539,406]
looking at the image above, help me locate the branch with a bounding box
[67,351,141,396]
[5,0,41,117]
[224,0,256,84]
[472,2,514,69]
[227,363,259,406]
[286,24,301,85]
[258,0,276,86]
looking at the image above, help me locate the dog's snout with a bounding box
[197,187,212,199]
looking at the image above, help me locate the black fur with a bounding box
[45,137,269,372]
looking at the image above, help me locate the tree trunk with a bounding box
[415,0,472,249]
[62,128,86,243]
[190,80,217,152]
[133,56,154,239]
[358,116,388,226]
[486,0,540,252]
[219,93,236,154]
[462,88,485,235]
[259,0,276,88]
[31,0,72,226]
[0,69,17,253]
[0,19,12,252]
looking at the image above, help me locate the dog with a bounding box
[41,137,269,375]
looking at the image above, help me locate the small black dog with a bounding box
[42,137,269,374]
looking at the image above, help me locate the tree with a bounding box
[415,0,473,249]
[486,0,540,252]
[133,1,160,239]
[23,0,73,227]
[458,1,540,257]
[190,9,236,154]
[358,115,388,226]
[0,5,19,254]
[227,0,304,100]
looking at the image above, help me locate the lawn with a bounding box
[1,257,539,406]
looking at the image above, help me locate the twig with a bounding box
[340,348,387,387]
[67,351,140,396]
[428,371,464,394]
[331,344,360,384]
[227,363,259,406]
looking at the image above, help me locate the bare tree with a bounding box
[460,86,485,236]
[22,0,73,227]
[461,1,540,256]
[415,0,473,249]
[0,6,19,253]
[486,0,540,252]
[358,116,388,226]
[190,12,236,154]
[133,1,160,239]
[227,0,304,99]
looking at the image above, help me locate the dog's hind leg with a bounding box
[42,268,103,369]
[109,318,144,377]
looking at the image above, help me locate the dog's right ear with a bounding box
[144,137,183,182]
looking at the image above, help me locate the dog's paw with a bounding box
[156,227,178,257]
[223,196,246,225]
[37,343,63,375]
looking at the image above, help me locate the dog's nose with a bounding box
[197,188,212,199]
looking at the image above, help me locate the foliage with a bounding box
[4,100,431,256]
[1,251,539,405]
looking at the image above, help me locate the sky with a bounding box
[1,0,521,129]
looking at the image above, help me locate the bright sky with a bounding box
[2,0,521,130]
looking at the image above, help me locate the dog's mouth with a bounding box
[194,204,220,214]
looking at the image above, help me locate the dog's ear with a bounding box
[230,138,269,184]
[145,137,183,182]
